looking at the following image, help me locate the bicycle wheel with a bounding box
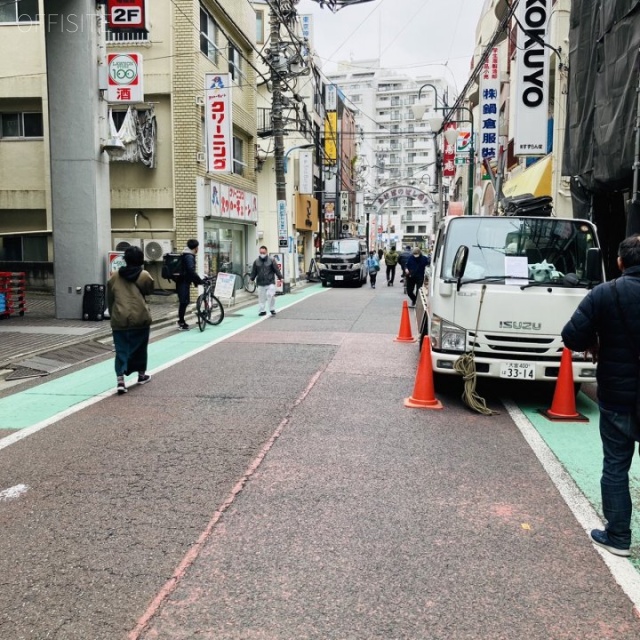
[196,293,208,332]
[244,272,256,293]
[205,291,224,325]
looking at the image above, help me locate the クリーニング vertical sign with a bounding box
[205,74,233,173]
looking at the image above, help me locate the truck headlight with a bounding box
[317,262,327,270]
[431,314,466,352]
[350,262,360,270]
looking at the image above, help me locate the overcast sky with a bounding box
[298,0,485,96]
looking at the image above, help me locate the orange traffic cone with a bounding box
[541,348,588,422]
[394,300,416,343]
[404,340,443,410]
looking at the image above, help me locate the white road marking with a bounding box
[0,484,29,501]
[0,289,328,453]
[503,399,640,616]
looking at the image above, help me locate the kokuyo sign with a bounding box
[107,53,143,103]
[513,0,550,155]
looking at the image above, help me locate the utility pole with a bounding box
[269,1,290,291]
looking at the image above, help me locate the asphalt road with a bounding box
[0,282,639,639]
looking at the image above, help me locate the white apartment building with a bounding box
[327,61,450,248]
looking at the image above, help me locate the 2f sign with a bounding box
[107,0,146,29]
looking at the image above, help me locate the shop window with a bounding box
[0,0,38,23]
[0,112,43,138]
[200,6,218,63]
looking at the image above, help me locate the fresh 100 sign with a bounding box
[514,0,550,156]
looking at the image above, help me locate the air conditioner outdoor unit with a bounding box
[113,237,143,251]
[196,151,206,163]
[144,239,173,262]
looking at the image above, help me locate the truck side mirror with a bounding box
[452,245,469,281]
[585,248,603,283]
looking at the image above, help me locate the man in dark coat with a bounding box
[404,247,430,307]
[561,234,640,557]
[250,246,283,316]
[176,238,205,331]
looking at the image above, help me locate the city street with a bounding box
[0,282,639,639]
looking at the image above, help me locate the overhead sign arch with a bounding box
[372,185,434,212]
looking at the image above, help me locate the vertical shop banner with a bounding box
[324,201,336,221]
[107,53,143,103]
[205,73,233,173]
[107,0,146,29]
[210,181,258,222]
[277,200,288,248]
[324,112,337,165]
[479,47,500,178]
[514,0,550,155]
[339,191,349,220]
[299,149,314,194]
[442,123,456,177]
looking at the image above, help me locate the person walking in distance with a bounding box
[562,234,640,557]
[250,246,283,316]
[175,238,205,331]
[366,250,380,289]
[107,246,155,395]
[404,247,430,307]
[398,245,412,287]
[384,245,399,286]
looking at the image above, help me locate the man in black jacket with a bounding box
[562,234,640,557]
[250,246,283,316]
[176,238,205,331]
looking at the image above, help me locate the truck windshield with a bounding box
[322,240,360,255]
[441,217,598,284]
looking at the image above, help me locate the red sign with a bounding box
[443,123,456,177]
[107,0,146,29]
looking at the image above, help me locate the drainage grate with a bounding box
[6,341,113,380]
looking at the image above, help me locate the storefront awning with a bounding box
[502,155,552,199]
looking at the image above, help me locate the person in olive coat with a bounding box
[107,246,155,395]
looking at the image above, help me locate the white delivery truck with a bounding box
[415,214,604,385]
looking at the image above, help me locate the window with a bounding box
[351,94,361,103]
[0,0,37,23]
[200,6,218,63]
[255,9,265,44]
[232,136,245,176]
[418,225,427,233]
[406,225,415,233]
[0,112,43,138]
[229,43,243,83]
[0,235,47,261]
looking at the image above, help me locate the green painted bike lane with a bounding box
[0,285,326,431]
[518,392,640,571]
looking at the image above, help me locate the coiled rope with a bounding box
[453,284,499,415]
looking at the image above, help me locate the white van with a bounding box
[415,215,604,384]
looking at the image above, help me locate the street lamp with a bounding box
[412,84,475,215]
[283,143,315,173]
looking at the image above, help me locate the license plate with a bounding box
[500,362,535,380]
[334,275,344,281]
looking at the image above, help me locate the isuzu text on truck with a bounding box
[415,214,604,386]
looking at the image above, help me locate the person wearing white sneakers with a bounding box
[249,246,283,317]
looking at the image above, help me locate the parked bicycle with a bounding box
[196,277,224,332]
[220,261,257,294]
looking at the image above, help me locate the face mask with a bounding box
[413,250,420,256]
[259,253,267,259]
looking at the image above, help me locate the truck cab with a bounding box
[416,215,603,384]
[318,239,368,287]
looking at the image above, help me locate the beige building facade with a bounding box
[0,0,258,289]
